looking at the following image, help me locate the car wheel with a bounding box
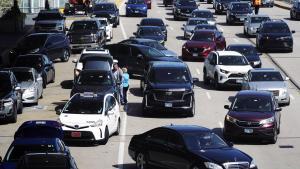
[115,119,121,135]
[61,49,70,62]
[269,129,278,144]
[136,152,148,169]
[187,97,195,117]
[203,69,210,85]
[17,102,23,114]
[113,23,117,28]
[10,106,17,123]
[191,165,200,169]
[102,126,109,145]
[142,97,151,116]
[214,74,221,90]
[49,70,55,83]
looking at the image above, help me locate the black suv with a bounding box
[290,0,300,20]
[215,0,239,14]
[226,2,253,25]
[256,20,295,52]
[0,71,23,123]
[92,3,120,27]
[141,61,198,117]
[173,0,198,20]
[9,33,70,64]
[104,43,181,76]
[71,69,120,101]
[33,9,66,33]
[67,19,106,51]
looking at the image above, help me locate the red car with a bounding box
[145,0,151,9]
[182,30,226,61]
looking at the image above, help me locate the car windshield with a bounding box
[195,25,217,30]
[63,99,103,114]
[128,0,145,4]
[251,17,270,23]
[70,21,98,31]
[188,19,208,25]
[5,145,56,162]
[150,67,191,83]
[261,23,290,33]
[18,35,47,49]
[227,46,257,55]
[94,4,114,11]
[141,19,164,26]
[191,33,214,42]
[139,47,166,58]
[0,74,12,93]
[218,55,248,65]
[192,11,213,18]
[139,28,162,36]
[184,132,228,150]
[178,0,196,6]
[13,71,34,82]
[77,72,112,86]
[36,12,63,20]
[232,96,272,112]
[14,56,43,71]
[250,72,283,81]
[232,4,250,11]
[140,41,166,50]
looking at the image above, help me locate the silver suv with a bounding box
[241,68,290,106]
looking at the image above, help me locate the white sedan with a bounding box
[58,92,121,144]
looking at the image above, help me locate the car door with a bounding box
[104,96,116,133]
[206,53,216,78]
[130,46,144,75]
[54,35,67,59]
[42,55,53,83]
[44,36,59,60]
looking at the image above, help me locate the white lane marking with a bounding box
[206,92,211,100]
[157,10,161,14]
[120,20,128,39]
[196,68,201,75]
[169,26,174,31]
[290,94,295,100]
[219,121,223,128]
[233,38,239,43]
[118,109,128,169]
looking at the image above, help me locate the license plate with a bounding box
[240,17,245,21]
[135,11,139,13]
[71,132,81,138]
[165,103,173,107]
[193,53,198,57]
[244,129,253,134]
[236,79,243,83]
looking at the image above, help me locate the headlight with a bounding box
[204,162,223,169]
[3,98,13,106]
[226,115,237,123]
[250,27,257,31]
[90,120,103,127]
[220,69,229,74]
[259,116,274,125]
[57,26,63,31]
[253,60,261,65]
[250,160,256,168]
[160,40,164,44]
[281,36,292,40]
[142,6,147,9]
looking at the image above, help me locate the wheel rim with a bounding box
[136,153,145,169]
[273,129,277,142]
[64,49,69,60]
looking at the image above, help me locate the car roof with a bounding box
[216,51,243,56]
[12,138,58,145]
[250,68,278,73]
[163,125,211,134]
[151,61,187,68]
[236,90,273,97]
[188,17,208,21]
[227,44,255,48]
[141,18,163,21]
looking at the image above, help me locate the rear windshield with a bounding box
[18,35,47,49]
[77,71,113,86]
[19,155,68,169]
[232,4,250,11]
[261,23,290,33]
[63,99,103,114]
[14,56,43,71]
[188,19,208,25]
[227,46,257,55]
[192,11,213,18]
[36,12,63,20]
[250,17,270,23]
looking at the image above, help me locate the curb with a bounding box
[274,1,291,10]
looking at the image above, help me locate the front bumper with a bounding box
[228,15,248,23]
[182,47,211,60]
[70,42,99,50]
[174,11,192,19]
[259,39,293,51]
[0,103,14,119]
[62,125,104,141]
[218,72,245,86]
[126,8,147,16]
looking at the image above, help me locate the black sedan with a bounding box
[129,125,257,169]
[14,54,55,88]
[9,33,70,65]
[134,26,166,45]
[137,18,168,40]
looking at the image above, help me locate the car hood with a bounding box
[60,113,102,126]
[35,20,63,25]
[244,54,260,62]
[139,35,164,41]
[185,25,196,31]
[72,85,114,94]
[185,41,215,48]
[68,30,98,36]
[191,148,251,164]
[149,82,192,90]
[93,11,114,15]
[248,81,286,90]
[0,162,16,169]
[160,50,178,58]
[217,65,252,74]
[228,111,274,121]
[19,81,34,90]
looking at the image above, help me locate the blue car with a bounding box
[125,0,148,17]
[14,120,64,140]
[0,138,71,169]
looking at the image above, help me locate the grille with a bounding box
[181,9,192,14]
[228,73,245,78]
[65,125,89,129]
[153,91,184,101]
[188,47,204,53]
[223,162,249,169]
[236,120,261,127]
[270,90,279,96]
[71,35,94,44]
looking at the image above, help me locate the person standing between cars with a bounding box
[84,0,91,15]
[113,63,123,103]
[252,0,261,14]
[121,68,129,105]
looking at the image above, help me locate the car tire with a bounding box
[42,77,47,89]
[115,119,121,135]
[203,69,210,85]
[174,15,178,21]
[187,97,195,117]
[49,70,55,83]
[214,73,221,90]
[102,126,109,145]
[269,129,278,144]
[10,106,17,123]
[17,102,23,114]
[61,49,70,62]
[113,23,117,28]
[142,97,151,116]
[136,152,148,169]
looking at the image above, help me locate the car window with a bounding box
[218,55,248,65]
[167,131,184,147]
[109,96,116,108]
[146,129,168,145]
[149,67,191,83]
[118,45,131,56]
[13,71,34,82]
[77,71,113,86]
[183,132,228,150]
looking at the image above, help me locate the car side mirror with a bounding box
[285,77,290,81]
[227,141,234,147]
[228,96,235,102]
[192,77,199,83]
[275,107,282,112]
[72,59,78,63]
[137,54,143,59]
[291,30,296,34]
[137,24,140,26]
[133,32,137,36]
[224,105,230,110]
[15,86,21,91]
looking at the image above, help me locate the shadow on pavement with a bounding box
[60,80,73,89]
[52,101,68,115]
[195,81,241,91]
[165,12,173,16]
[112,163,136,169]
[176,36,185,40]
[129,87,143,97]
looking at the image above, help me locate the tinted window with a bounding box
[191,33,214,42]
[141,19,164,26]
[0,73,12,93]
[218,56,248,65]
[36,12,63,20]
[188,19,208,25]
[227,46,257,55]
[15,56,43,71]
[150,67,191,83]
[77,71,113,86]
[250,17,270,23]
[15,127,62,139]
[261,23,290,33]
[94,4,115,10]
[140,41,166,50]
[195,25,217,30]
[18,155,69,169]
[250,72,283,81]
[183,132,228,150]
[128,0,145,4]
[139,47,165,58]
[232,3,250,11]
[147,130,168,144]
[13,71,34,82]
[63,98,103,114]
[192,11,213,18]
[139,27,163,36]
[232,96,272,112]
[178,0,196,6]
[18,35,47,49]
[70,21,98,31]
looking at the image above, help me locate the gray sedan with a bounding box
[12,67,43,104]
[241,68,290,106]
[244,15,271,36]
[181,18,208,39]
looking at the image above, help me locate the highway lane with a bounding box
[1,1,300,169]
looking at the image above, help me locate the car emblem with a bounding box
[74,125,79,129]
[165,92,172,96]
[247,122,252,125]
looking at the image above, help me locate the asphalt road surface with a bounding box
[1,1,300,169]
